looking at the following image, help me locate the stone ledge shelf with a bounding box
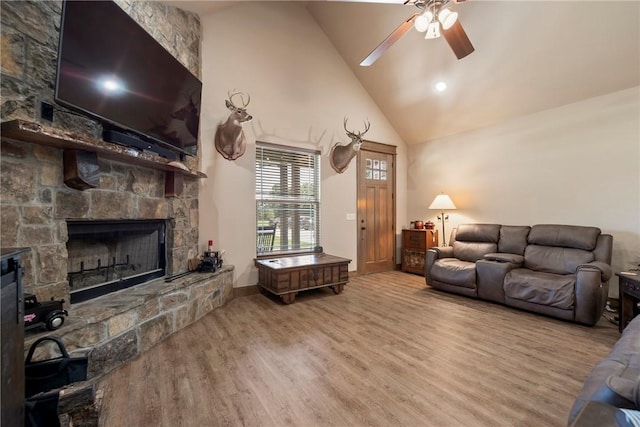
[24,266,234,380]
[1,120,206,197]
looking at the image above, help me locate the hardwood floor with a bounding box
[98,271,618,427]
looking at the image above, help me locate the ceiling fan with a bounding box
[360,0,474,67]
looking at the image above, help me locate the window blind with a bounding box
[256,143,321,255]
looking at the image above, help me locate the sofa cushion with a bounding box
[431,259,477,289]
[498,225,531,255]
[524,245,595,274]
[528,224,601,250]
[504,268,575,309]
[453,242,498,262]
[456,224,501,243]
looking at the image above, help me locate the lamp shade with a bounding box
[429,194,456,210]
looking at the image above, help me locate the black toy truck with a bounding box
[23,293,68,331]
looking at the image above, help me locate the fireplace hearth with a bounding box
[66,220,167,303]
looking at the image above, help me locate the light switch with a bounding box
[346,213,356,221]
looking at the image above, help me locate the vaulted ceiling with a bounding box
[165,1,640,144]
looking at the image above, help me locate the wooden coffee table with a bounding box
[255,253,351,304]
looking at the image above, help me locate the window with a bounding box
[365,158,388,181]
[256,143,320,255]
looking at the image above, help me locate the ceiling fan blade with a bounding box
[442,20,474,59]
[360,13,419,67]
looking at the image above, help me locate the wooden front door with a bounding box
[356,142,396,275]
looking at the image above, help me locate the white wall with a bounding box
[198,3,408,287]
[408,87,640,297]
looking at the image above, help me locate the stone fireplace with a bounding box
[1,2,234,422]
[1,0,204,304]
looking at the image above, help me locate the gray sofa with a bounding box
[568,315,640,426]
[425,224,613,326]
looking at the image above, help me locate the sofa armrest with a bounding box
[577,261,613,282]
[575,263,611,325]
[425,247,454,284]
[483,253,524,265]
[430,246,454,259]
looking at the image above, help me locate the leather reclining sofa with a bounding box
[425,224,613,326]
[568,315,640,426]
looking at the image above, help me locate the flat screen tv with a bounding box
[55,0,202,159]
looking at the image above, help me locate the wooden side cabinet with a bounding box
[618,272,640,332]
[401,229,438,276]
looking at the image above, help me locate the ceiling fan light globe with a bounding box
[438,8,458,30]
[425,22,441,39]
[414,13,431,32]
[424,10,434,22]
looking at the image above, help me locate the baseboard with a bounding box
[349,266,401,277]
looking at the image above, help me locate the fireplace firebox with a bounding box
[66,220,167,303]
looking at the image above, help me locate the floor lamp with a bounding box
[428,194,456,246]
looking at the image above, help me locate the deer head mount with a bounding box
[215,90,253,161]
[329,118,370,174]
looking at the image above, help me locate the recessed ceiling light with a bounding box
[435,81,447,92]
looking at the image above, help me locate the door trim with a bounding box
[362,140,397,155]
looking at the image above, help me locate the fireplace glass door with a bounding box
[66,220,166,303]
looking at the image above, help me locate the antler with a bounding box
[343,117,351,134]
[227,90,251,108]
[360,120,371,136]
[344,117,371,137]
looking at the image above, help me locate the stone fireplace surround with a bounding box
[0,1,237,423]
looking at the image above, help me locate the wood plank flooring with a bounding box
[97,271,618,427]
